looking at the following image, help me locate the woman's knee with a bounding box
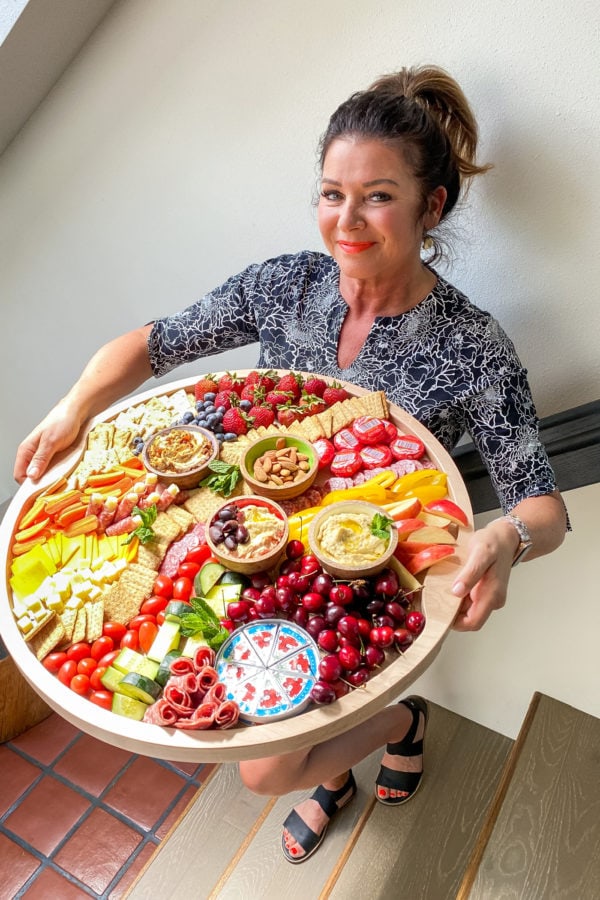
[239,760,276,795]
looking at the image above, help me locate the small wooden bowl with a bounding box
[240,435,318,501]
[308,500,398,578]
[142,425,218,490]
[205,495,290,575]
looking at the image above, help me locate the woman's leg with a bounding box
[239,700,425,860]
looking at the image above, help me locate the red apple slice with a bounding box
[417,510,453,528]
[394,518,427,539]
[384,497,422,521]
[408,525,456,545]
[400,544,455,575]
[424,498,469,528]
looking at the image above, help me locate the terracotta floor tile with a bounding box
[166,758,205,777]
[10,713,80,765]
[54,806,142,896]
[21,865,90,899]
[155,784,199,839]
[108,841,157,899]
[53,732,135,796]
[4,775,90,856]
[0,745,42,815]
[0,832,41,897]
[103,756,186,830]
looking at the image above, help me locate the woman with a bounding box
[15,66,566,862]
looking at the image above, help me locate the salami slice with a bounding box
[169,656,196,677]
[172,700,218,730]
[143,698,179,726]
[163,684,194,715]
[205,682,227,705]
[195,665,219,692]
[193,646,216,670]
[159,522,206,577]
[214,700,240,729]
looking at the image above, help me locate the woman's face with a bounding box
[318,138,445,283]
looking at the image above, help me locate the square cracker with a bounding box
[29,616,66,660]
[152,512,182,543]
[59,606,78,642]
[166,505,195,531]
[85,600,104,642]
[102,562,157,624]
[71,607,87,644]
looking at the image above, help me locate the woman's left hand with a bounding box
[450,519,518,631]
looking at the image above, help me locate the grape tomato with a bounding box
[120,630,139,651]
[138,621,158,654]
[177,561,201,579]
[58,659,77,685]
[70,673,91,695]
[184,544,212,566]
[89,690,113,710]
[173,577,193,601]
[127,614,157,630]
[90,666,108,691]
[153,574,173,598]
[140,595,169,617]
[42,651,68,673]
[103,622,127,642]
[90,636,114,660]
[66,642,91,662]
[77,657,98,677]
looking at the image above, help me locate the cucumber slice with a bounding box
[146,619,181,662]
[100,665,126,693]
[164,601,191,620]
[180,634,211,658]
[155,649,182,686]
[219,570,249,587]
[195,561,226,597]
[113,648,159,679]
[118,672,162,704]
[112,693,148,721]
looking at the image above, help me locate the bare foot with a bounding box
[282,771,354,860]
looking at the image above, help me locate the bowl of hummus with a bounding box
[142,425,219,489]
[206,496,290,575]
[308,500,399,578]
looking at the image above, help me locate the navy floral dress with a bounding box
[148,251,557,513]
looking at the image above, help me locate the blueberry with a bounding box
[206,414,218,427]
[182,411,195,424]
[223,432,238,441]
[204,392,216,402]
[213,423,224,434]
[215,433,225,442]
[197,418,208,428]
[195,400,205,411]
[239,400,252,412]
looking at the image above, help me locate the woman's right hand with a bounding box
[14,398,85,484]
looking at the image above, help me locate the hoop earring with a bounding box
[422,234,434,251]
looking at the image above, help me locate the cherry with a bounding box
[292,607,309,628]
[275,586,295,613]
[260,586,277,603]
[329,584,354,606]
[318,653,342,682]
[338,634,361,648]
[393,627,414,651]
[288,571,312,594]
[369,625,395,648]
[247,605,260,620]
[373,614,395,630]
[286,539,305,560]
[406,610,426,635]
[300,555,321,576]
[310,680,336,704]
[305,615,326,639]
[384,601,406,625]
[363,644,385,669]
[241,587,261,603]
[346,666,370,687]
[317,629,339,653]
[250,572,271,590]
[365,598,385,615]
[337,615,360,640]
[255,595,276,618]
[276,574,291,589]
[227,600,251,622]
[279,558,302,576]
[356,617,372,639]
[324,603,346,626]
[311,572,334,596]
[374,569,399,597]
[302,592,325,613]
[338,644,362,672]
[331,678,351,699]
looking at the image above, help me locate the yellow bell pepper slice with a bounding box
[402,484,448,503]
[388,468,446,495]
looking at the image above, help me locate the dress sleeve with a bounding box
[147,265,263,377]
[462,366,558,513]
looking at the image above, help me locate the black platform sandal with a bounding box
[375,695,428,806]
[281,769,357,863]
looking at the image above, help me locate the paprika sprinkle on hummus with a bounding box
[147,427,214,475]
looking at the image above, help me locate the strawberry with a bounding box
[303,376,328,398]
[214,389,238,410]
[255,371,278,393]
[194,374,218,400]
[323,381,351,405]
[244,370,262,386]
[299,392,327,417]
[275,372,303,400]
[249,405,276,429]
[222,407,249,436]
[217,371,244,395]
[265,389,293,408]
[277,405,302,427]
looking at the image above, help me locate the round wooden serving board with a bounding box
[0,372,473,761]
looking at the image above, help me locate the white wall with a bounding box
[1,0,599,508]
[412,482,600,738]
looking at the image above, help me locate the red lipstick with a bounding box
[338,241,375,254]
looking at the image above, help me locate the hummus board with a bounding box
[0,371,473,762]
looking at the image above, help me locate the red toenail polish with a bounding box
[291,847,297,854]
[378,788,386,796]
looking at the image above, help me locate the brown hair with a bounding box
[319,65,492,259]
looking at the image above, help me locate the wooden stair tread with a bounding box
[461,692,600,900]
[127,702,512,899]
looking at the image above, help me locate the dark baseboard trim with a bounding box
[452,400,600,514]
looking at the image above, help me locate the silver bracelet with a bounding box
[500,513,533,566]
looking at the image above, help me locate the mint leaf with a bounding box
[123,504,158,544]
[200,461,241,497]
[371,512,393,540]
[179,596,229,648]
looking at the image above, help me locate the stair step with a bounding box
[458,692,600,900]
[127,702,512,899]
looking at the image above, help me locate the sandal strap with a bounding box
[311,770,356,818]
[386,696,427,757]
[282,807,321,853]
[376,764,422,793]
